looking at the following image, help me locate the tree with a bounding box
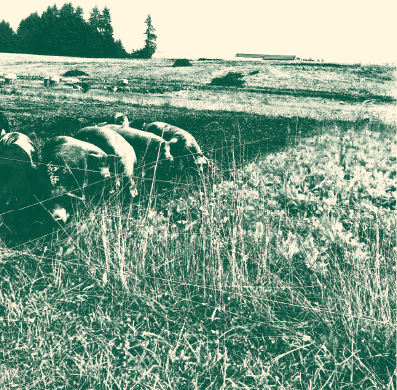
[0,21,19,53]
[17,12,42,54]
[15,3,128,59]
[131,15,157,59]
[100,7,114,38]
[143,15,157,58]
[57,3,88,57]
[40,5,59,55]
[89,6,100,32]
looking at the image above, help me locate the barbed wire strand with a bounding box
[0,133,279,216]
[0,133,395,249]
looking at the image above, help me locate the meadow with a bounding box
[0,53,396,389]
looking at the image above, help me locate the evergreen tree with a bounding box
[143,15,157,58]
[89,6,100,32]
[17,12,42,54]
[57,3,89,57]
[15,2,127,59]
[100,7,114,38]
[0,21,19,53]
[131,15,157,59]
[40,5,59,55]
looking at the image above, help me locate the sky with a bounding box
[2,0,397,64]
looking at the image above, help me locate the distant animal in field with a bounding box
[4,73,17,84]
[40,136,114,224]
[81,82,90,93]
[104,124,174,174]
[144,122,209,171]
[0,130,43,237]
[75,126,137,199]
[116,86,130,92]
[49,75,60,86]
[106,86,118,92]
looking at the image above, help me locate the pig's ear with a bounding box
[1,129,6,137]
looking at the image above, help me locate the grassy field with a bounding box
[0,53,396,389]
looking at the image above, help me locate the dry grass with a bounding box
[1,53,395,125]
[0,53,396,388]
[0,123,396,388]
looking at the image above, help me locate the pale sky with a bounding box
[2,0,397,63]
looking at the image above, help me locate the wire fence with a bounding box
[0,131,277,214]
[0,128,394,221]
[0,129,396,331]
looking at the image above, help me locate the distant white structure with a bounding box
[236,53,297,61]
[62,77,81,85]
[49,75,60,86]
[4,73,17,84]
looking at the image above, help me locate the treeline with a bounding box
[0,3,156,59]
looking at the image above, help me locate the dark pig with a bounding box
[0,131,42,237]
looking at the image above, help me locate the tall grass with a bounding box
[0,122,395,388]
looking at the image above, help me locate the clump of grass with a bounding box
[0,87,23,96]
[210,72,246,87]
[63,69,89,77]
[0,123,395,388]
[173,59,192,67]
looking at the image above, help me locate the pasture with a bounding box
[0,53,396,389]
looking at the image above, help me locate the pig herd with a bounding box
[0,112,209,242]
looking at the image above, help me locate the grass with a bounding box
[1,54,395,124]
[0,123,396,389]
[0,53,396,388]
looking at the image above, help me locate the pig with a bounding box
[104,124,174,170]
[74,126,137,199]
[40,136,114,224]
[0,131,43,237]
[143,122,209,171]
